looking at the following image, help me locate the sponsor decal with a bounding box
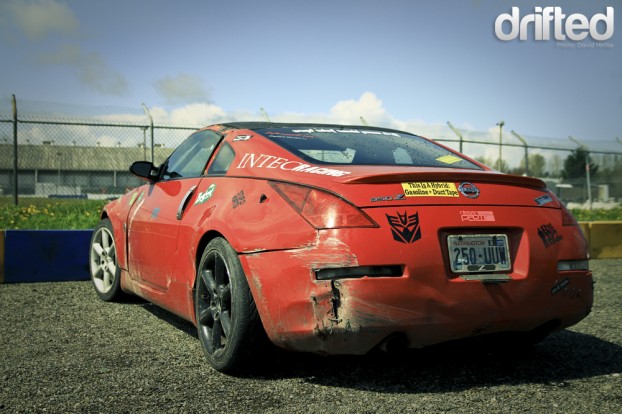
[458,182,480,199]
[291,128,401,137]
[151,207,160,219]
[232,190,246,208]
[195,184,216,205]
[386,211,421,244]
[233,135,252,142]
[551,277,570,295]
[436,155,462,165]
[370,194,406,202]
[401,182,459,197]
[494,7,614,42]
[537,222,563,248]
[535,194,554,206]
[460,210,495,222]
[263,131,314,140]
[236,153,351,177]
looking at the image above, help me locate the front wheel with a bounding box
[195,237,264,373]
[89,218,123,301]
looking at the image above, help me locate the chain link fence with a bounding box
[1,96,621,207]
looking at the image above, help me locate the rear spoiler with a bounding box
[343,171,547,189]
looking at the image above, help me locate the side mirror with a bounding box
[130,161,158,182]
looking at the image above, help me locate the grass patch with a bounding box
[0,197,108,230]
[570,207,622,222]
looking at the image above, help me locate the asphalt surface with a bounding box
[1,259,621,413]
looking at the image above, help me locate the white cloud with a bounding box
[1,0,78,39]
[147,103,227,126]
[38,45,129,96]
[329,91,391,125]
[153,74,210,105]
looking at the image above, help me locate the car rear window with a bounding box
[257,127,482,170]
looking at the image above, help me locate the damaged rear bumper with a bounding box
[239,232,594,355]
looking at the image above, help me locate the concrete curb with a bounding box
[581,221,622,259]
[0,222,620,283]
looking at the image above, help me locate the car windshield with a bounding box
[257,126,482,170]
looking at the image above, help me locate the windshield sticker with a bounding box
[386,211,422,244]
[233,135,252,142]
[264,131,315,139]
[535,194,553,206]
[195,184,216,205]
[236,153,351,177]
[289,128,401,137]
[401,182,459,197]
[460,210,495,222]
[436,155,462,165]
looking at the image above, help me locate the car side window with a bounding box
[162,130,221,180]
[207,143,236,175]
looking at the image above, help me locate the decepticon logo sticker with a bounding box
[386,211,421,244]
[495,7,614,42]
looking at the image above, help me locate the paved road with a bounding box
[1,260,621,413]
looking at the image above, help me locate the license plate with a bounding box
[447,234,511,273]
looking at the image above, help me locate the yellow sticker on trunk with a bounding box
[401,182,459,197]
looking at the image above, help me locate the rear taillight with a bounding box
[269,181,378,229]
[561,203,579,226]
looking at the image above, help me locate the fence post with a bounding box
[511,130,529,176]
[12,95,18,206]
[569,136,592,210]
[446,121,463,153]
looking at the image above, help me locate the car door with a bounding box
[127,129,222,291]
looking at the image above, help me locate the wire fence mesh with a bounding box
[1,96,621,207]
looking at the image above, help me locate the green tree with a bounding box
[549,154,563,177]
[561,148,598,180]
[516,153,547,177]
[493,158,509,172]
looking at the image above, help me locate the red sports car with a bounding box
[89,122,593,372]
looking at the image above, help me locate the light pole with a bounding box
[142,103,154,163]
[141,126,147,160]
[511,130,529,176]
[447,121,464,153]
[496,121,505,171]
[57,152,62,188]
[568,136,592,210]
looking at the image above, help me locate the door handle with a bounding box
[177,185,197,220]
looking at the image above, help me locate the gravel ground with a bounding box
[1,259,621,413]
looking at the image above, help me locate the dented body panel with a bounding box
[240,207,592,354]
[100,122,593,357]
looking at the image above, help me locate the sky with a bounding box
[0,0,621,147]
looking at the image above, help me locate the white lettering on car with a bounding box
[236,153,351,177]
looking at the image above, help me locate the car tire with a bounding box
[89,218,123,302]
[195,237,264,373]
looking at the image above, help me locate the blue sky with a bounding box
[0,0,620,144]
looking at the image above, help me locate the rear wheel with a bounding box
[89,218,123,301]
[195,237,264,373]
